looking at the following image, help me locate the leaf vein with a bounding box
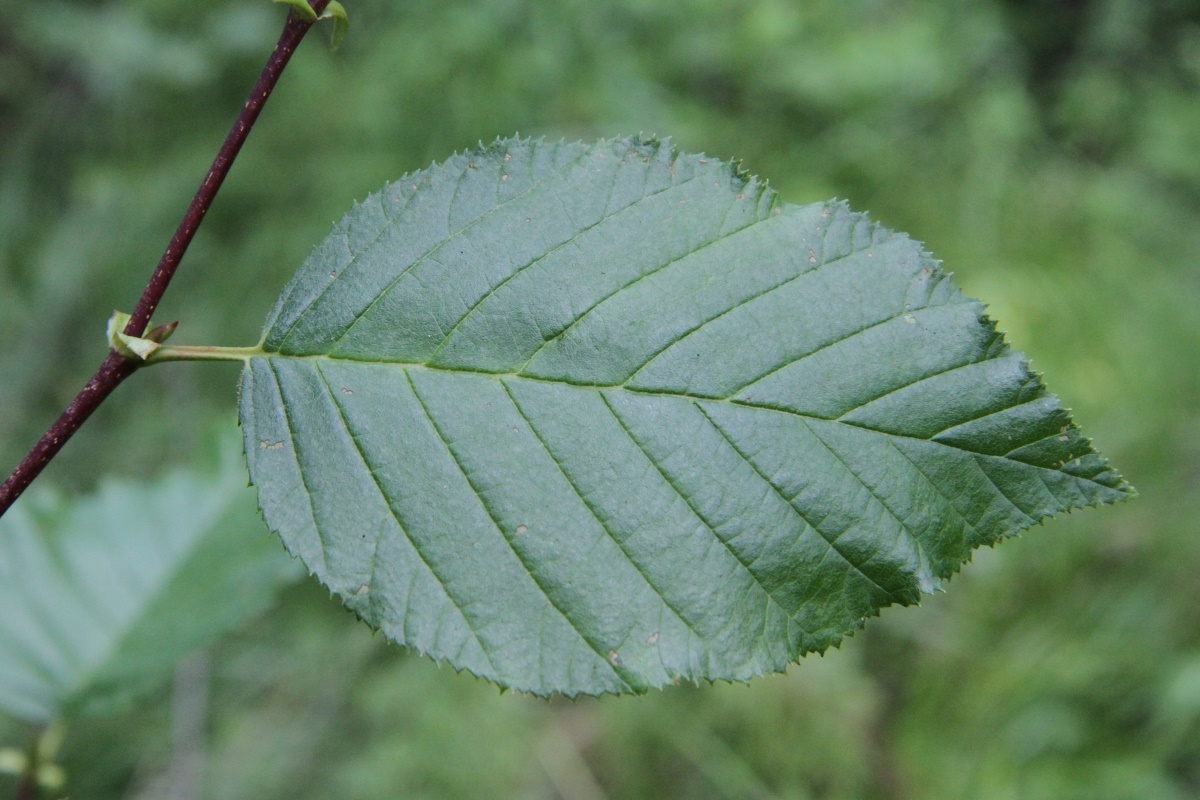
[405,371,635,692]
[927,395,1047,441]
[313,362,496,673]
[697,404,908,605]
[623,231,887,387]
[518,189,753,375]
[726,299,974,401]
[883,438,979,550]
[431,168,726,365]
[265,359,329,575]
[968,455,1038,523]
[259,356,1120,493]
[1001,427,1074,458]
[833,353,1005,422]
[800,419,937,592]
[270,178,424,347]
[600,393,815,644]
[273,143,598,351]
[500,380,708,659]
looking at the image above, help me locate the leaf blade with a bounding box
[0,445,300,722]
[244,136,1132,697]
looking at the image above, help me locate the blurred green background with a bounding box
[2,0,1198,797]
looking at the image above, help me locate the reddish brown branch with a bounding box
[0,2,332,520]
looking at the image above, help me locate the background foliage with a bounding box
[0,0,1196,797]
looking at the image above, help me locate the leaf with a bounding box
[106,310,161,361]
[272,0,317,22]
[241,136,1132,697]
[0,442,300,723]
[320,1,349,51]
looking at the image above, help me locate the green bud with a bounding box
[146,321,180,344]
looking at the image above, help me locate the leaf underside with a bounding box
[242,136,1131,697]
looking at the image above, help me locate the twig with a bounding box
[13,768,36,800]
[0,1,332,520]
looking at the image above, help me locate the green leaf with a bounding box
[242,136,1132,697]
[106,310,160,361]
[272,0,317,22]
[320,1,348,51]
[0,442,301,722]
